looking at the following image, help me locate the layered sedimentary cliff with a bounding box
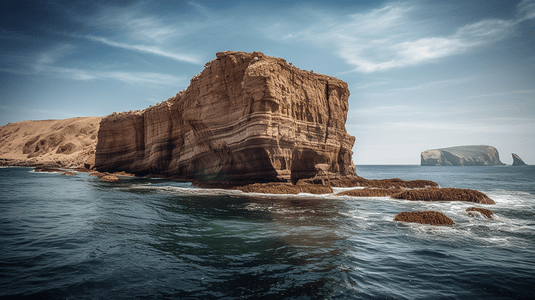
[421,145,505,166]
[96,51,356,183]
[0,117,101,168]
[512,153,527,166]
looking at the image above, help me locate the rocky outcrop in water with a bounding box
[95,51,356,184]
[394,211,455,226]
[512,153,527,166]
[391,188,495,204]
[466,207,493,218]
[420,145,505,166]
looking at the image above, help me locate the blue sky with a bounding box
[1,0,534,164]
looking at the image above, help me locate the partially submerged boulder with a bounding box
[394,211,455,226]
[391,188,495,204]
[100,174,119,182]
[466,207,494,218]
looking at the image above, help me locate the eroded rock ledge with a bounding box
[95,51,356,184]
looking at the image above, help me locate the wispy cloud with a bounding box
[82,35,201,64]
[69,3,203,64]
[21,44,186,85]
[279,1,535,73]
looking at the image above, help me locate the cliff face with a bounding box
[420,145,505,166]
[512,153,527,166]
[96,51,356,183]
[0,117,102,167]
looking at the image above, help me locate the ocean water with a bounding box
[1,165,534,299]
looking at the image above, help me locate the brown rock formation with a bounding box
[100,174,119,182]
[466,207,494,218]
[95,51,356,184]
[392,188,495,204]
[0,117,101,168]
[394,211,455,225]
[338,188,401,197]
[236,182,332,194]
[313,177,438,188]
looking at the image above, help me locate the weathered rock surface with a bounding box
[100,174,119,182]
[421,145,505,166]
[95,51,356,184]
[236,182,333,194]
[512,153,527,166]
[0,117,101,168]
[466,207,493,218]
[338,188,401,197]
[391,188,495,204]
[394,211,455,226]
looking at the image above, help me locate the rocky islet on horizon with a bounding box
[512,153,527,166]
[420,145,505,166]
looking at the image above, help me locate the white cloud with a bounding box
[281,1,533,73]
[517,0,535,21]
[29,46,185,86]
[68,3,204,64]
[83,35,201,64]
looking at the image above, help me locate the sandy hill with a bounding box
[0,117,102,168]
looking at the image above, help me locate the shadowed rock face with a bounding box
[421,145,505,166]
[95,51,356,183]
[512,153,527,166]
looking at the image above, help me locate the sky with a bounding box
[1,0,534,165]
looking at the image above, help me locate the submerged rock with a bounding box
[394,211,455,226]
[391,188,495,204]
[95,51,356,185]
[421,145,505,166]
[466,207,494,218]
[512,153,527,166]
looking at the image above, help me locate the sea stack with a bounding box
[420,145,505,166]
[95,51,357,184]
[512,153,527,166]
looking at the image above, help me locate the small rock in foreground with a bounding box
[100,175,119,182]
[394,211,455,226]
[466,207,494,218]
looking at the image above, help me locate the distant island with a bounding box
[421,145,505,166]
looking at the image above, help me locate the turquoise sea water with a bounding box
[1,165,534,299]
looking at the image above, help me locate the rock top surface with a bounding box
[95,51,356,184]
[421,145,505,166]
[512,153,527,166]
[394,211,455,226]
